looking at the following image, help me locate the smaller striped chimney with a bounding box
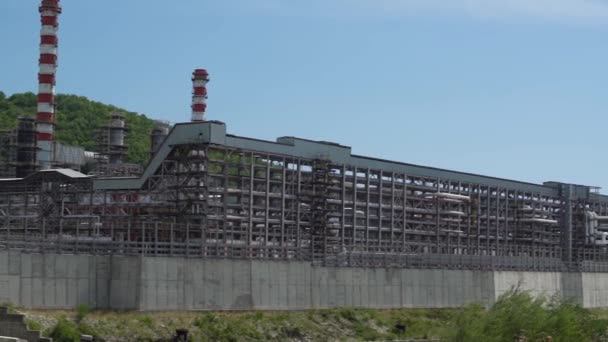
[191,69,209,122]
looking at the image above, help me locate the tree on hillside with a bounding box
[0,92,156,165]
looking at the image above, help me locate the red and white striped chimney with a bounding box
[191,69,209,122]
[36,0,62,169]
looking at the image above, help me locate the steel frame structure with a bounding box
[1,121,608,272]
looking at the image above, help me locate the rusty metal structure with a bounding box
[1,121,608,272]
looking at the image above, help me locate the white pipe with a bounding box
[431,192,471,201]
[520,218,558,225]
[443,210,465,216]
[585,211,603,244]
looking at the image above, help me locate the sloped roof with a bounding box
[0,169,90,186]
[36,168,89,179]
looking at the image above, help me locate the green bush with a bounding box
[444,289,608,342]
[25,318,43,332]
[76,303,91,323]
[193,313,261,342]
[47,317,101,342]
[77,321,100,340]
[337,307,358,322]
[136,314,154,328]
[48,318,81,342]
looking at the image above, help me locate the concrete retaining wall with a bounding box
[139,259,494,310]
[1,251,607,310]
[0,252,138,309]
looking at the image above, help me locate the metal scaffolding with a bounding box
[1,121,608,272]
[93,112,142,177]
[0,118,39,179]
[0,129,16,178]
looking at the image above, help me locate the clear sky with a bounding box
[2,0,608,190]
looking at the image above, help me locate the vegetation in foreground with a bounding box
[11,290,608,341]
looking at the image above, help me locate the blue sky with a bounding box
[2,0,608,190]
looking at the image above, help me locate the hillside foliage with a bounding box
[0,91,156,165]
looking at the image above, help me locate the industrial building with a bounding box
[3,119,608,271]
[2,0,608,311]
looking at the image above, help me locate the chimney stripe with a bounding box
[38,74,55,85]
[191,69,209,122]
[37,133,54,141]
[41,16,58,26]
[37,113,55,122]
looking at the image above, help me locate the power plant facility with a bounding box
[2,0,608,311]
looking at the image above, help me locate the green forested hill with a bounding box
[0,91,156,165]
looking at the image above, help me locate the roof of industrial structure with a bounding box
[0,168,89,184]
[1,120,603,201]
[90,121,608,202]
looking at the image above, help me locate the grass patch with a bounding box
[25,318,43,332]
[76,303,91,323]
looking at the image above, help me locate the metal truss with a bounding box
[1,142,608,272]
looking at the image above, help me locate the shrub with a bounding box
[48,318,81,342]
[193,313,261,342]
[76,303,91,323]
[47,317,101,342]
[78,321,100,339]
[136,314,154,328]
[354,323,383,341]
[444,289,608,342]
[337,308,358,322]
[25,318,43,332]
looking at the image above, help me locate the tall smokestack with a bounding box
[191,69,209,122]
[36,0,61,169]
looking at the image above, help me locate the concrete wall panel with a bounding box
[200,259,224,309]
[251,260,271,309]
[230,260,252,310]
[109,256,139,310]
[93,256,110,309]
[0,275,19,306]
[561,272,582,305]
[493,272,562,301]
[581,273,608,308]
